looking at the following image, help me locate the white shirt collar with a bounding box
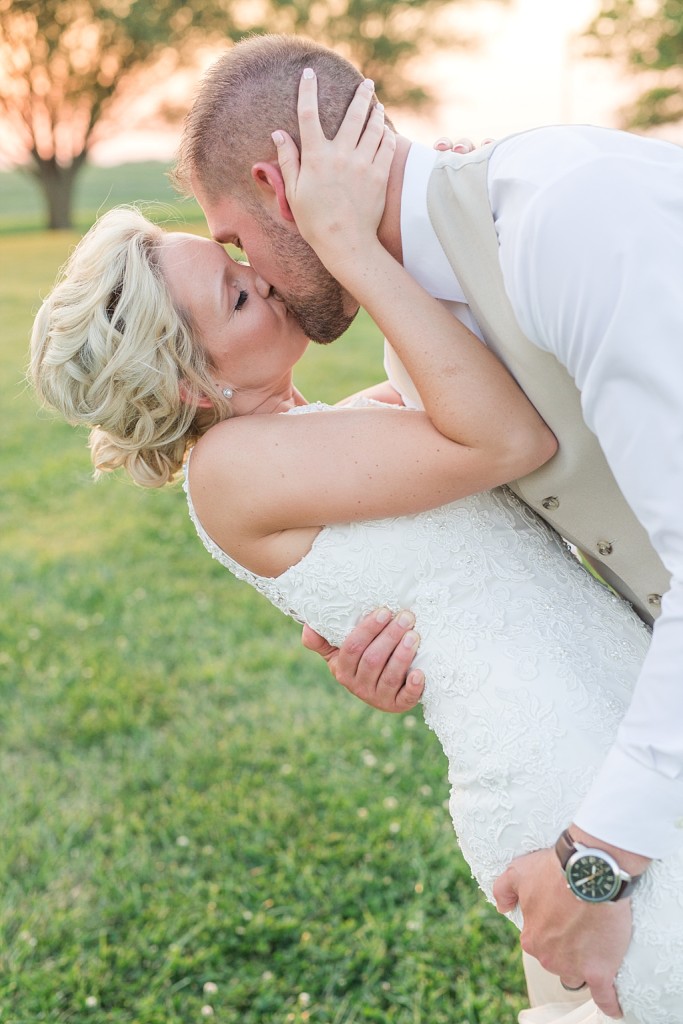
[400,141,467,303]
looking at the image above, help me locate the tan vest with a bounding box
[384,146,669,624]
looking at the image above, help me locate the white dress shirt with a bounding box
[395,130,683,858]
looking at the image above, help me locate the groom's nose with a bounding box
[253,273,273,299]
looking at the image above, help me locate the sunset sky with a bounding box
[399,0,624,142]
[91,0,646,165]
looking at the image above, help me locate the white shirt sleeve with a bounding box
[495,142,683,858]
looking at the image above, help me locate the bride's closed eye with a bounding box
[234,289,248,312]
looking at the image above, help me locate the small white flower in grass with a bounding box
[383,762,396,775]
[381,982,391,992]
[361,750,377,767]
[381,725,392,738]
[176,835,190,847]
[242,910,253,921]
[403,715,417,729]
[406,919,421,932]
[280,763,293,775]
[383,796,398,810]
[357,807,369,819]
[419,784,432,797]
[203,982,218,995]
[261,970,274,982]
[298,992,311,1006]
[85,996,98,1008]
[389,821,401,834]
[200,1005,214,1016]
[414,882,424,894]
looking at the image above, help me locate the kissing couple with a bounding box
[31,33,683,1024]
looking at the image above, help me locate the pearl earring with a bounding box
[222,387,234,399]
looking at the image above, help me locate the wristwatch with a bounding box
[555,829,643,903]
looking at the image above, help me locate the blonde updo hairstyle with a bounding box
[30,207,232,488]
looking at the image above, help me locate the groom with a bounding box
[173,34,683,1018]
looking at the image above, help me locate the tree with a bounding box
[586,0,683,130]
[0,0,500,230]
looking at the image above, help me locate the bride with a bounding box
[30,81,682,1024]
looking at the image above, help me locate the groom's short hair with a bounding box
[173,34,389,205]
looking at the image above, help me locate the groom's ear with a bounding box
[251,161,296,223]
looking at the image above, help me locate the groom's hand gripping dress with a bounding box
[494,826,651,1018]
[301,610,424,712]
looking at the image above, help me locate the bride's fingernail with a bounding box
[375,607,392,624]
[363,78,374,91]
[403,630,419,649]
[375,102,384,113]
[303,67,315,79]
[271,131,284,147]
[397,611,414,628]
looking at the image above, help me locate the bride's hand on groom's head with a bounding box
[272,70,395,272]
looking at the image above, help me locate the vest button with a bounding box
[597,540,613,556]
[647,593,662,607]
[542,496,560,510]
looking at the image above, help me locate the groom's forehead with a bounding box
[195,189,259,247]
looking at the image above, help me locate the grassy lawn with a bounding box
[0,167,525,1023]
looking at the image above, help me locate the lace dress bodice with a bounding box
[184,402,682,1024]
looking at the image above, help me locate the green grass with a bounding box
[0,179,526,1023]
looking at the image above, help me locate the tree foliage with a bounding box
[0,0,495,229]
[586,0,683,129]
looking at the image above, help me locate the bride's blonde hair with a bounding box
[30,207,232,488]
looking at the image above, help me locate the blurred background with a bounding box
[2,0,683,230]
[1,2,681,1022]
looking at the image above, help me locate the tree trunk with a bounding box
[31,156,85,231]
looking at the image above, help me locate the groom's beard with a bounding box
[262,214,359,343]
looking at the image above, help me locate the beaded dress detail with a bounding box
[184,401,683,1024]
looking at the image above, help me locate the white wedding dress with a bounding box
[184,402,683,1024]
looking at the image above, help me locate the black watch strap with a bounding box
[555,828,577,870]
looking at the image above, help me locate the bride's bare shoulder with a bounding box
[191,413,283,479]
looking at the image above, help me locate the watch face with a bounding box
[567,852,621,902]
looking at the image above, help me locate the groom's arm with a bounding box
[334,380,404,407]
